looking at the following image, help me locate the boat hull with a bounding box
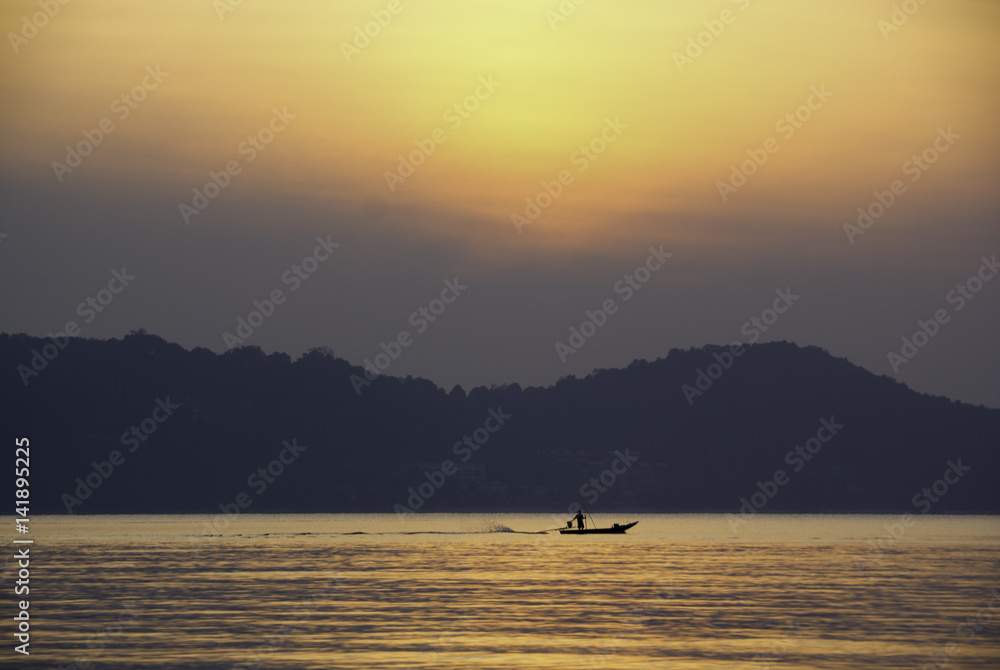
[559,521,638,535]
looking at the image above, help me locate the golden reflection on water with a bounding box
[3,514,998,669]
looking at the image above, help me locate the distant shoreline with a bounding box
[7,509,1000,519]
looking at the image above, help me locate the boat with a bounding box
[559,521,638,535]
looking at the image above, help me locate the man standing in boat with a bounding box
[572,510,586,530]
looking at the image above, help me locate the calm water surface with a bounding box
[3,514,998,669]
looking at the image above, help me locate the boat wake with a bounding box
[185,526,556,538]
[485,523,550,534]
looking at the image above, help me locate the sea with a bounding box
[2,514,998,669]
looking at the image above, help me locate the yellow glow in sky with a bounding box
[2,0,998,250]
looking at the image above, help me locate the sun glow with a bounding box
[2,0,997,251]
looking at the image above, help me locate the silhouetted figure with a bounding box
[573,511,586,530]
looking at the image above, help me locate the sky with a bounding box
[1,0,998,407]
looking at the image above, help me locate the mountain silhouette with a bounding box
[2,331,996,514]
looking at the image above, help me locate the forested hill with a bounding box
[2,332,997,514]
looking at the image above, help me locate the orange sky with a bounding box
[3,0,997,254]
[1,0,998,406]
